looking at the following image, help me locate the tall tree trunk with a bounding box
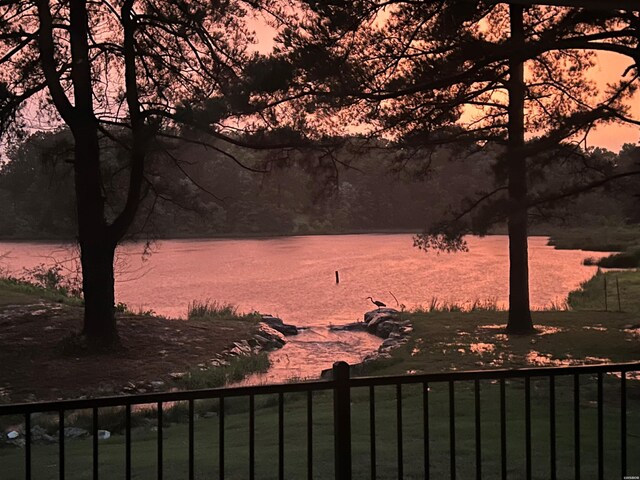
[80,240,118,344]
[73,124,118,346]
[506,4,534,334]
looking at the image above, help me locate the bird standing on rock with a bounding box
[367,296,386,310]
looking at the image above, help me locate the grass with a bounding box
[568,269,640,313]
[0,276,84,307]
[177,354,271,390]
[584,247,640,269]
[187,299,260,322]
[410,297,499,313]
[547,225,640,252]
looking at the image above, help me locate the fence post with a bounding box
[333,361,352,480]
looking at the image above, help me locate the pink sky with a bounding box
[587,51,639,151]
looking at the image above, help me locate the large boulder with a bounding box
[255,324,287,350]
[261,315,299,336]
[364,308,399,324]
[376,320,401,339]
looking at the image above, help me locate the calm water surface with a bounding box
[0,235,608,382]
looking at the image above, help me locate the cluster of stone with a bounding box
[3,425,110,448]
[361,308,413,361]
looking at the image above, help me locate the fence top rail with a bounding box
[0,379,334,415]
[349,361,640,387]
[1,361,639,415]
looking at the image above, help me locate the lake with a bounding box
[0,234,608,382]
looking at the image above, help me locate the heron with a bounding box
[366,296,386,310]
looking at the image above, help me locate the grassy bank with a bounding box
[568,269,640,313]
[547,225,640,268]
[546,225,640,252]
[0,276,83,307]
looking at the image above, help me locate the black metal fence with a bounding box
[1,361,639,479]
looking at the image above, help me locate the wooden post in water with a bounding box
[616,276,622,312]
[335,271,340,284]
[604,276,608,312]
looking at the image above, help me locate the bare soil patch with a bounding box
[0,301,258,402]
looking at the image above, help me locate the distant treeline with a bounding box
[0,130,638,240]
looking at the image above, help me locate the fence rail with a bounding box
[1,361,639,480]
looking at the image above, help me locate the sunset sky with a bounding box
[587,51,640,151]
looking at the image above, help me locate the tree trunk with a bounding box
[73,123,118,346]
[80,240,118,345]
[506,4,534,334]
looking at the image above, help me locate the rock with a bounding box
[150,381,165,390]
[97,430,111,440]
[261,315,298,336]
[364,308,400,324]
[6,430,19,440]
[376,320,400,339]
[229,346,250,357]
[256,324,287,350]
[202,411,217,418]
[169,372,187,380]
[365,313,400,335]
[64,427,89,439]
[380,338,401,349]
[31,425,57,444]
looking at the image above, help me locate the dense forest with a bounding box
[0,129,638,240]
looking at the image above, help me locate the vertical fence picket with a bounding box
[621,371,627,476]
[396,384,403,480]
[423,382,429,480]
[219,397,225,480]
[525,377,531,480]
[25,412,31,480]
[279,392,284,480]
[574,374,580,480]
[449,380,456,480]
[59,410,65,480]
[189,399,195,480]
[369,386,376,480]
[597,373,603,480]
[249,395,255,480]
[157,402,163,480]
[307,390,313,480]
[125,404,132,480]
[550,376,556,480]
[500,378,507,480]
[475,379,481,480]
[93,407,99,480]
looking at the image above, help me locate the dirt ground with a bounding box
[0,298,258,402]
